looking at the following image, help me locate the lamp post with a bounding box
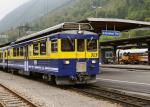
[92,6,102,18]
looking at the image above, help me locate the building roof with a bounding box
[79,18,150,32]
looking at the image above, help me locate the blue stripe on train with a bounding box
[0,58,99,77]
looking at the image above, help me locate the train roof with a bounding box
[119,49,148,54]
[0,42,11,49]
[15,22,93,44]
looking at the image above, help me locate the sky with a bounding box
[0,0,30,21]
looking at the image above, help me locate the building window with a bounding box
[33,43,39,55]
[20,47,24,56]
[61,39,75,52]
[40,42,46,55]
[51,40,58,52]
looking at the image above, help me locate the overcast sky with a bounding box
[0,0,30,21]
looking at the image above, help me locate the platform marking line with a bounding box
[97,78,150,86]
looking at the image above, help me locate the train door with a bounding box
[76,39,86,72]
[24,45,29,72]
[76,39,86,59]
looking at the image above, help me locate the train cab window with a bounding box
[20,47,24,56]
[40,42,46,55]
[13,48,16,57]
[17,48,19,56]
[87,39,97,52]
[61,39,75,52]
[77,39,85,52]
[33,43,39,55]
[51,40,58,52]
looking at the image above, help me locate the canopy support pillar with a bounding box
[113,46,117,64]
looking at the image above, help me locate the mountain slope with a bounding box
[0,0,72,32]
[1,0,150,44]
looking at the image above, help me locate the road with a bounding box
[96,68,150,95]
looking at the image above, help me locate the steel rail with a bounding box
[0,83,40,107]
[71,85,150,107]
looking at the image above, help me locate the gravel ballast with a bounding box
[0,71,122,107]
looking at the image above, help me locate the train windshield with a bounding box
[61,39,75,52]
[77,39,85,52]
[87,39,97,52]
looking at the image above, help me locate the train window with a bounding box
[33,43,39,55]
[8,50,10,56]
[13,48,16,57]
[61,39,75,52]
[87,39,97,52]
[0,52,2,58]
[17,48,19,56]
[123,53,127,56]
[77,39,85,52]
[5,52,7,57]
[20,47,24,56]
[51,40,58,52]
[40,42,46,55]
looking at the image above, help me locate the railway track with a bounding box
[72,85,150,107]
[0,83,39,107]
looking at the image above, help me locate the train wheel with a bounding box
[51,75,56,84]
[10,69,18,75]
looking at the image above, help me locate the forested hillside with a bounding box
[0,0,150,44]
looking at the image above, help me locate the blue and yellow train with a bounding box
[0,23,100,85]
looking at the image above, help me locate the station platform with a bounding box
[96,67,150,96]
[100,64,150,71]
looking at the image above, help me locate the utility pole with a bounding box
[18,25,31,37]
[92,6,102,18]
[91,0,102,18]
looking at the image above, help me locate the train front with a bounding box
[56,30,100,85]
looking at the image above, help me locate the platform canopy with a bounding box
[79,18,150,33]
[100,36,150,46]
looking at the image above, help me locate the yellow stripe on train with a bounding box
[8,51,99,60]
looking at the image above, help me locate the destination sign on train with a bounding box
[102,30,120,36]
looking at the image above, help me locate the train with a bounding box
[0,22,100,85]
[118,49,148,64]
[104,49,148,64]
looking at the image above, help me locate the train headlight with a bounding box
[92,60,96,64]
[64,60,70,64]
[77,30,84,34]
